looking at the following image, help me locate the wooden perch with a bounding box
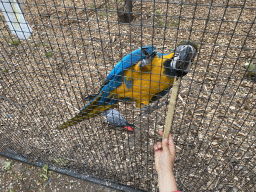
[163,77,181,139]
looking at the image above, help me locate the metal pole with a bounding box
[124,0,132,23]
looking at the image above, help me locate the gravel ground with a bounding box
[0,155,120,192]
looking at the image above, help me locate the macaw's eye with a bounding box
[174,53,180,58]
[178,60,189,71]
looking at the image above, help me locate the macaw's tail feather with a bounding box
[57,93,115,130]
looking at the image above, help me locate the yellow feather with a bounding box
[112,52,175,106]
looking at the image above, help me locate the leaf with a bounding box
[42,173,48,180]
[10,39,20,46]
[5,161,12,170]
[45,51,53,57]
[57,174,61,178]
[63,160,69,166]
[42,164,48,173]
[2,68,9,73]
[54,158,61,164]
[10,189,14,192]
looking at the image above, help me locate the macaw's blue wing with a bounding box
[106,45,156,80]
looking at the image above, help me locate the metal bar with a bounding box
[0,152,145,192]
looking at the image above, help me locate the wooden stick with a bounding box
[163,77,181,139]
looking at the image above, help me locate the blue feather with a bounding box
[107,45,156,80]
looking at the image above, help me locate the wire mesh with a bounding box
[0,0,255,191]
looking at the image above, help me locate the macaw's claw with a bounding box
[141,101,169,115]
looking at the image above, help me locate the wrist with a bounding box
[158,169,174,180]
[158,167,174,176]
[158,170,178,192]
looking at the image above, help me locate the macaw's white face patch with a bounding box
[170,44,197,73]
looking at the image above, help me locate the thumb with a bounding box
[161,138,169,152]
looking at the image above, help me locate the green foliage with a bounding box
[4,161,15,175]
[54,158,61,164]
[18,174,23,180]
[54,158,69,166]
[34,42,47,47]
[5,161,12,170]
[155,17,165,27]
[170,19,179,27]
[10,39,20,46]
[45,51,53,57]
[89,4,94,8]
[244,61,256,77]
[156,9,161,14]
[100,11,107,17]
[42,164,48,173]
[2,68,9,73]
[37,164,52,183]
[41,173,48,179]
[105,4,110,9]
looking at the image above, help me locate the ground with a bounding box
[0,0,255,191]
[0,155,119,192]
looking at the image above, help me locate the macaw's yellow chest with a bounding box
[112,53,175,107]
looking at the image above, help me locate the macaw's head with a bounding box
[170,41,198,77]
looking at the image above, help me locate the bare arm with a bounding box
[154,130,178,192]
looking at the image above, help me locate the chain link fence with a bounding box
[0,0,255,191]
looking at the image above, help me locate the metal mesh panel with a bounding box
[0,0,255,191]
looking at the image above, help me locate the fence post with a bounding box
[124,0,132,23]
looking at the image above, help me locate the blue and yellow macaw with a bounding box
[57,41,197,129]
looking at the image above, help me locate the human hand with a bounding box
[154,130,176,174]
[154,130,178,192]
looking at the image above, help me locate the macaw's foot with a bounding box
[141,100,169,115]
[139,50,157,68]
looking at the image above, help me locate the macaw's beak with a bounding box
[177,46,194,71]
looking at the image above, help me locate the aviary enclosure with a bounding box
[0,0,255,191]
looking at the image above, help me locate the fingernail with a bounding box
[164,138,168,143]
[158,144,161,148]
